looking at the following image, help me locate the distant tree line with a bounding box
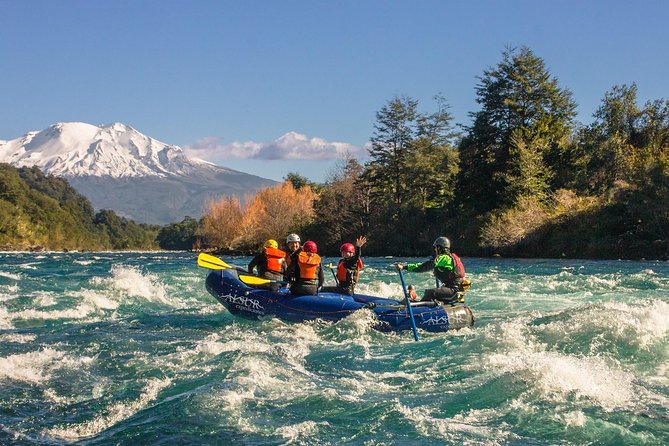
[2,46,667,258]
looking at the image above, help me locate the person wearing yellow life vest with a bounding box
[286,240,324,296]
[283,233,301,281]
[248,240,286,290]
[321,235,367,295]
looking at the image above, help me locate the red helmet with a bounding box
[340,243,355,254]
[303,241,317,253]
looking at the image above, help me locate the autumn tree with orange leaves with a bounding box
[200,182,316,251]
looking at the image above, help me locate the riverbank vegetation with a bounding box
[0,165,159,250]
[2,46,667,258]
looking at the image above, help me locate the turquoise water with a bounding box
[0,252,668,445]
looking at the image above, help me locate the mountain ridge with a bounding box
[0,122,277,224]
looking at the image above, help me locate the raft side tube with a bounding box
[443,304,475,329]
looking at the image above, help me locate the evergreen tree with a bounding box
[366,96,419,211]
[573,84,669,193]
[457,47,577,214]
[407,94,460,209]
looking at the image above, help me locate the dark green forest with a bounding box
[2,47,668,258]
[0,164,159,251]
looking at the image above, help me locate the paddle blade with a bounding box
[197,253,232,270]
[238,274,272,285]
[238,275,287,286]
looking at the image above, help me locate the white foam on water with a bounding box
[91,265,174,306]
[560,410,587,427]
[195,324,322,434]
[0,271,22,281]
[73,259,94,266]
[395,400,513,444]
[10,303,100,322]
[0,284,19,297]
[0,306,13,329]
[484,342,635,411]
[0,333,37,343]
[73,289,120,311]
[338,369,415,401]
[0,348,94,384]
[357,280,403,299]
[542,299,669,350]
[46,377,171,440]
[35,294,56,307]
[211,355,309,433]
[276,420,329,443]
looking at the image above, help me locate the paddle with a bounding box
[197,253,286,286]
[197,253,246,272]
[238,274,287,286]
[327,263,338,285]
[398,268,419,341]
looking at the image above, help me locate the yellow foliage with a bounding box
[200,196,244,250]
[480,190,601,251]
[480,196,548,249]
[201,182,316,251]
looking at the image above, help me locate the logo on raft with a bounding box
[222,293,265,315]
[422,316,448,326]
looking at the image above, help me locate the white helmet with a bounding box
[286,233,301,243]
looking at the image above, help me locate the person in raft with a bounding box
[321,236,367,295]
[396,236,469,303]
[286,240,324,296]
[247,239,286,290]
[283,233,301,281]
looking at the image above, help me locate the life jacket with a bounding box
[264,247,286,273]
[450,252,465,279]
[297,251,321,280]
[337,258,363,285]
[435,252,465,285]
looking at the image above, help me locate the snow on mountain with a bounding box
[0,122,276,224]
[0,122,225,178]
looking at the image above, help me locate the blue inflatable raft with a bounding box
[205,269,475,333]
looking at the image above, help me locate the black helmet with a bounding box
[433,236,450,249]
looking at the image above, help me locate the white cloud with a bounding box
[184,131,365,161]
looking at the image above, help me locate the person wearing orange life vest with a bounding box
[247,239,286,290]
[396,236,469,303]
[321,236,367,295]
[286,240,324,296]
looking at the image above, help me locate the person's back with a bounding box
[248,240,285,289]
[288,241,324,296]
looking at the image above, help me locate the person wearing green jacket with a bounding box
[396,236,468,303]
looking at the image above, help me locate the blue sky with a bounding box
[1,0,667,182]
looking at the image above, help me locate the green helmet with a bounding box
[433,236,450,249]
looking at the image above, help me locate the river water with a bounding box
[0,252,667,445]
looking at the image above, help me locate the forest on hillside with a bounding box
[0,164,159,251]
[2,47,668,259]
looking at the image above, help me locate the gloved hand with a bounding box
[365,302,376,309]
[396,263,406,271]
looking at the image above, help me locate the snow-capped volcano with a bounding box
[0,122,276,224]
[0,122,216,178]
